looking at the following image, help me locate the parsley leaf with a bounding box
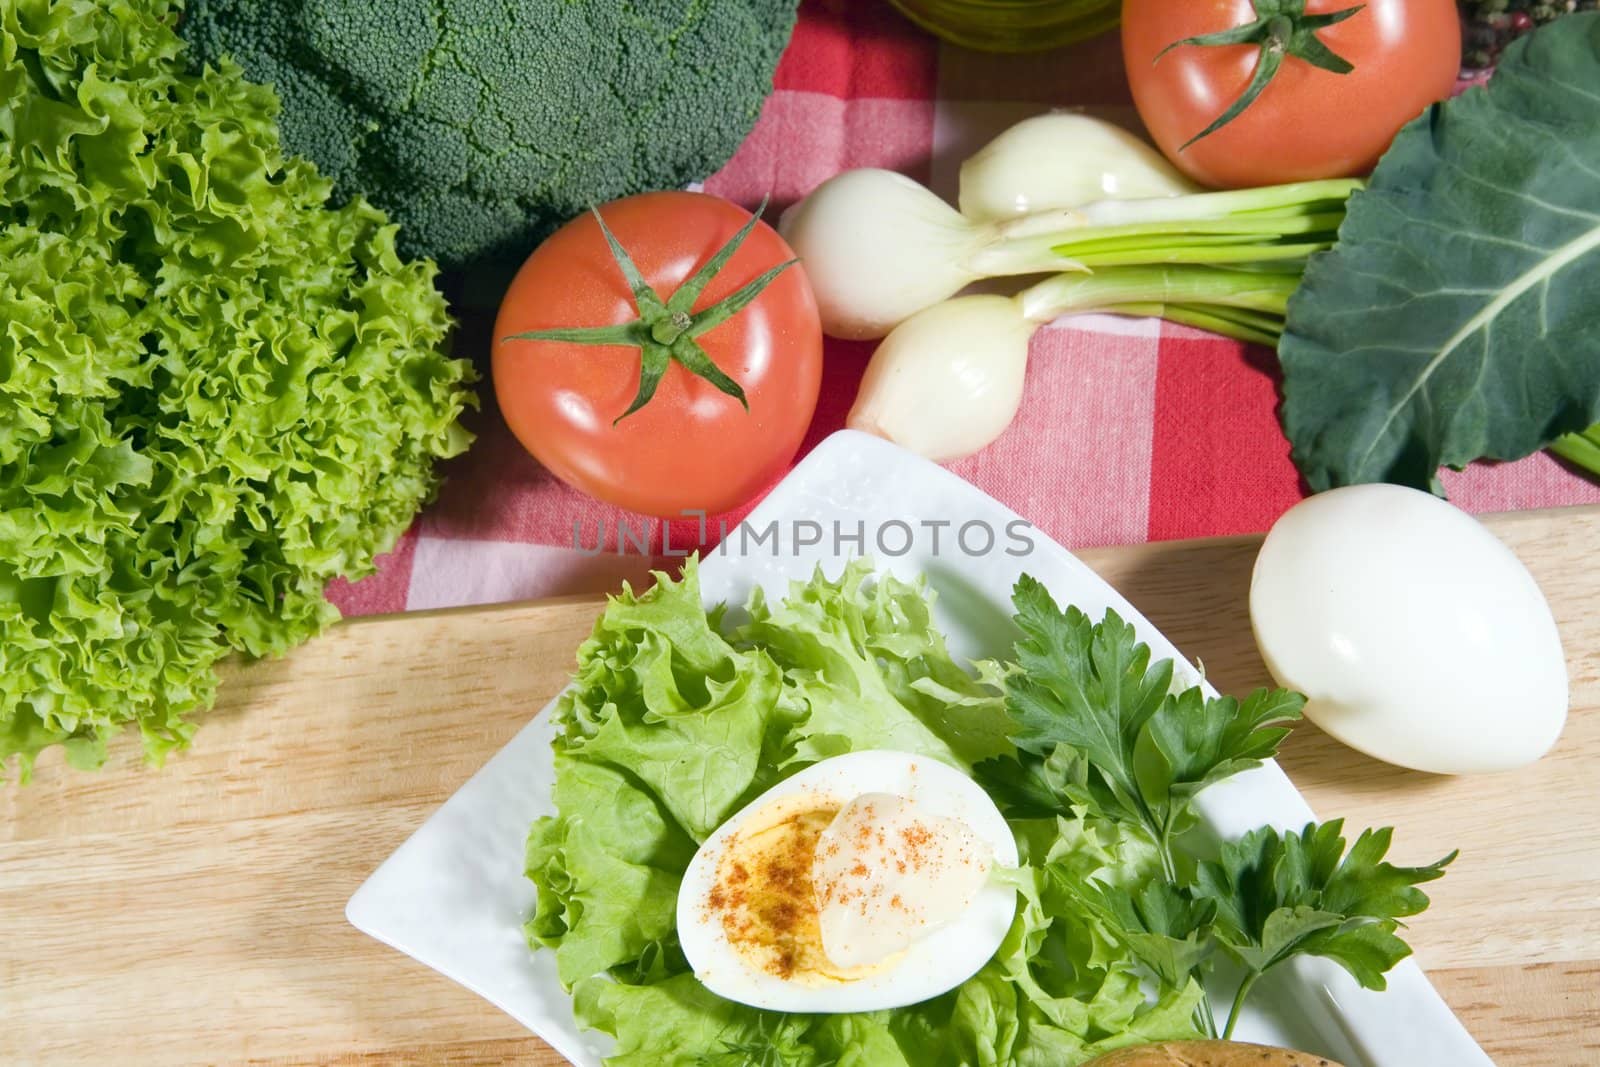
[995,579,1455,1040]
[1070,878,1216,992]
[1134,686,1307,823]
[1003,576,1304,854]
[1194,819,1457,1035]
[975,744,1116,821]
[1008,578,1171,800]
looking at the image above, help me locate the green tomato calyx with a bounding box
[1157,0,1368,151]
[505,199,796,425]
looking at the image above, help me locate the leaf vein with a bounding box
[1352,222,1600,477]
[1448,164,1600,224]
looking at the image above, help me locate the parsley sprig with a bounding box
[1197,820,1456,1036]
[1001,575,1306,877]
[980,577,1457,1039]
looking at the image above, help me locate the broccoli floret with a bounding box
[179,0,800,268]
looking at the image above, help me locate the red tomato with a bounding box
[492,192,822,518]
[1122,0,1461,187]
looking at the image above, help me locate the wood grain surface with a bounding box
[3,506,1596,1067]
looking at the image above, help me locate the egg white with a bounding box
[676,750,1019,1013]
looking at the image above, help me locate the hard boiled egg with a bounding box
[676,750,1017,1013]
[1250,484,1567,774]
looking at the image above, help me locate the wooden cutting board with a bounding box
[3,506,1597,1067]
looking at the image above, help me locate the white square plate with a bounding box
[347,430,1489,1067]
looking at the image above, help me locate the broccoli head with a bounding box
[179,0,800,268]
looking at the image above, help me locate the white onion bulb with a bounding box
[958,112,1198,223]
[779,169,987,341]
[847,295,1038,462]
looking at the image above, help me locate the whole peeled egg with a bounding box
[1250,484,1567,774]
[676,750,1017,1013]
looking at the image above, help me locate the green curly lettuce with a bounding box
[0,0,475,778]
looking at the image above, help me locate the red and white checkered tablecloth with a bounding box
[325,0,1600,618]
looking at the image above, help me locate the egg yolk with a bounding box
[703,796,869,985]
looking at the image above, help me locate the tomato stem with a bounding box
[651,312,694,345]
[1157,0,1368,150]
[504,199,792,423]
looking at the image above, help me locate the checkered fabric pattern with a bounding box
[325,0,1600,618]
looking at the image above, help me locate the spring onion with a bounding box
[1551,424,1600,480]
[958,112,1199,222]
[780,167,1358,340]
[849,266,1300,461]
[848,295,1037,462]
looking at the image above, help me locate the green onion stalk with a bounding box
[976,180,1358,275]
[1016,264,1300,346]
[1551,424,1600,479]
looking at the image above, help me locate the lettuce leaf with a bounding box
[554,560,795,842]
[525,757,695,986]
[574,975,837,1067]
[527,559,1197,1065]
[0,0,475,777]
[739,561,1014,770]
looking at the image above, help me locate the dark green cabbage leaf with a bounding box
[1280,15,1600,492]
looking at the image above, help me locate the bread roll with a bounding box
[1083,1040,1346,1067]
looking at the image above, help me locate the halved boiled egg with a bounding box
[676,750,1018,1013]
